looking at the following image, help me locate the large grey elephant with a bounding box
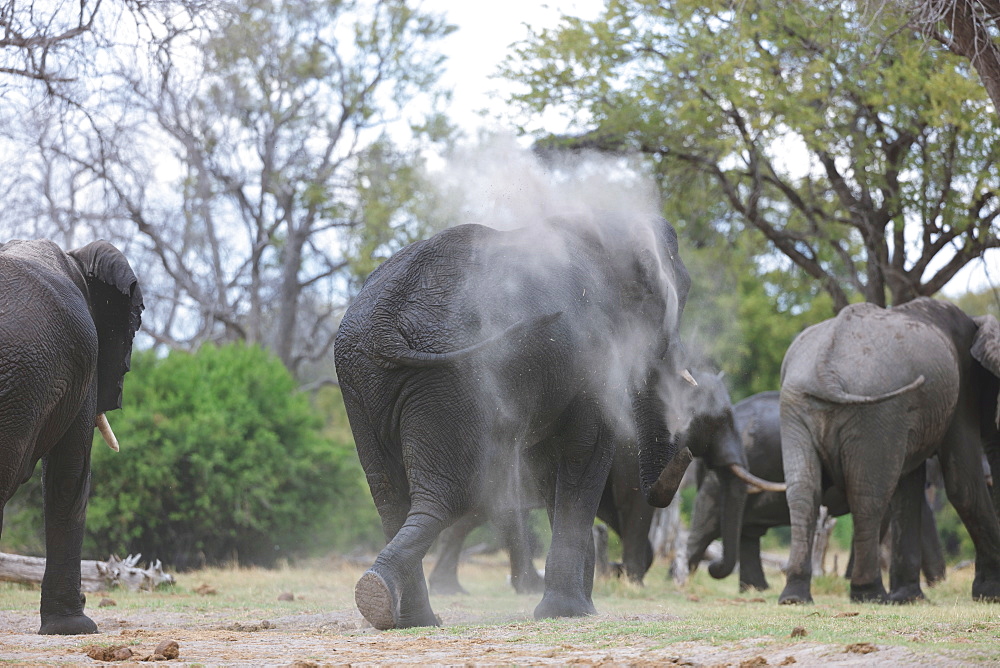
[335,214,697,630]
[779,298,1000,604]
[0,239,143,635]
[687,391,946,593]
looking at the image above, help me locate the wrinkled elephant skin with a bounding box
[778,298,1000,605]
[687,391,945,594]
[335,216,692,629]
[0,239,143,634]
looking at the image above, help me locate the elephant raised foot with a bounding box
[355,569,439,630]
[355,570,399,630]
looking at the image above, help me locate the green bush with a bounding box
[84,343,380,568]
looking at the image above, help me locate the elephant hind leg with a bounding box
[888,464,927,604]
[938,433,1000,601]
[358,508,447,630]
[778,406,822,605]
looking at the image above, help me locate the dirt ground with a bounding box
[0,600,985,666]
[0,557,994,667]
[0,605,967,667]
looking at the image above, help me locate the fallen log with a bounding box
[0,552,175,592]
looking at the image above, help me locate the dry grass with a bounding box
[2,552,1000,665]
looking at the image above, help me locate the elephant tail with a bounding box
[805,375,926,405]
[366,311,563,368]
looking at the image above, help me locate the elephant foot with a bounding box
[534,590,598,619]
[739,580,769,593]
[972,575,1000,602]
[888,584,926,604]
[850,581,888,603]
[778,578,813,605]
[355,570,400,630]
[39,613,98,635]
[511,569,545,595]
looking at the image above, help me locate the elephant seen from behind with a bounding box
[0,239,143,634]
[335,213,697,630]
[779,298,1000,605]
[687,390,946,593]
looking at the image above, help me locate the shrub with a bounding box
[84,343,380,568]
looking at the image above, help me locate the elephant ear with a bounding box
[971,315,1000,427]
[69,241,144,413]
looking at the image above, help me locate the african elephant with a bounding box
[599,369,785,584]
[687,391,946,593]
[0,239,143,635]
[335,214,697,630]
[779,298,1000,604]
[428,506,544,596]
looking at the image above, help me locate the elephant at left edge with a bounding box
[335,214,696,630]
[0,239,143,635]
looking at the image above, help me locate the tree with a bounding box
[14,0,455,378]
[0,2,222,110]
[85,344,380,568]
[504,0,1000,312]
[885,1,1000,116]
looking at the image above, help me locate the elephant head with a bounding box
[666,371,783,579]
[68,241,144,416]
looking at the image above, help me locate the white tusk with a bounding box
[96,413,120,452]
[728,464,786,493]
[681,369,698,386]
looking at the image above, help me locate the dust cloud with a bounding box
[422,133,689,441]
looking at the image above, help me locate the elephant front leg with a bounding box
[38,424,98,635]
[534,434,611,619]
[738,532,769,593]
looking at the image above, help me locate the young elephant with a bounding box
[687,391,946,593]
[779,298,1000,604]
[335,215,696,629]
[0,239,143,634]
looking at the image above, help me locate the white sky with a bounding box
[421,0,603,135]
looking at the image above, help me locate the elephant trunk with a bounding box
[96,413,120,452]
[646,447,693,507]
[686,465,721,572]
[708,468,746,579]
[635,365,696,508]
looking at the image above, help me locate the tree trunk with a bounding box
[0,553,174,592]
[811,506,837,576]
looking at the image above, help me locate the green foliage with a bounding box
[682,236,838,399]
[84,344,380,568]
[951,286,1000,320]
[504,0,1000,309]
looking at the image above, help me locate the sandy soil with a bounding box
[0,599,978,667]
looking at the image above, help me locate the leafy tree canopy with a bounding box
[504,0,1000,312]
